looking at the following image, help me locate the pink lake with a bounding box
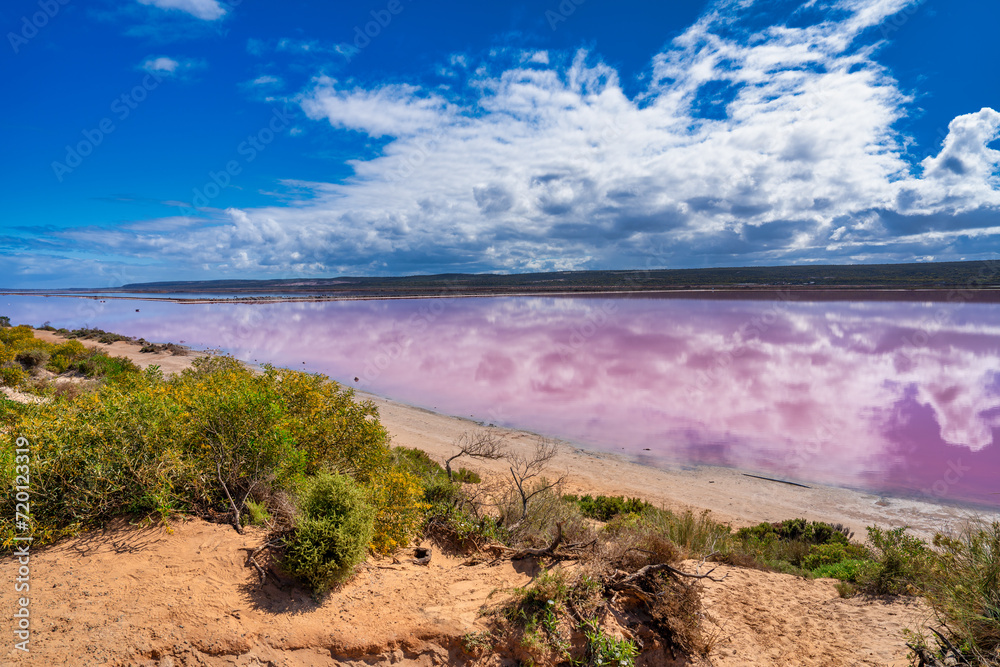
[3,294,999,507]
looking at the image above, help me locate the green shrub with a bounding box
[735,519,851,546]
[812,559,868,581]
[0,316,10,328]
[452,467,481,483]
[1,345,403,550]
[855,526,929,596]
[728,519,855,572]
[70,351,141,380]
[283,472,375,593]
[564,494,655,522]
[15,349,49,369]
[924,520,1000,663]
[0,365,26,388]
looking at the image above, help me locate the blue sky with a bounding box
[1,0,998,288]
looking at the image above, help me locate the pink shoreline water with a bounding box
[3,294,998,507]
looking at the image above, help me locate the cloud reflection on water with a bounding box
[4,294,998,505]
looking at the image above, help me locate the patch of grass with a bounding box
[244,498,272,526]
[69,350,142,380]
[605,508,730,559]
[811,558,868,581]
[493,569,607,663]
[563,493,655,522]
[583,623,639,667]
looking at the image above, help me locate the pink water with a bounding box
[4,294,999,506]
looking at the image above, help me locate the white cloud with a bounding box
[136,0,227,21]
[137,0,228,21]
[29,0,1000,281]
[141,56,179,74]
[250,75,283,87]
[300,77,452,138]
[139,56,205,78]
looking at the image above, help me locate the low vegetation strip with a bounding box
[1,319,998,665]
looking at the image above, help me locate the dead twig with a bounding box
[613,562,728,587]
[217,459,243,535]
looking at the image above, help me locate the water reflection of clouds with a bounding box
[3,295,998,505]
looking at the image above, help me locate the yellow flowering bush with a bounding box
[368,468,429,555]
[1,330,426,561]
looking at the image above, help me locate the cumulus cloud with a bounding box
[137,0,228,21]
[24,0,1000,282]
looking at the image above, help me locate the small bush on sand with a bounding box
[244,499,272,526]
[15,348,49,370]
[855,526,929,596]
[564,494,655,522]
[69,350,141,380]
[727,519,857,573]
[282,472,375,593]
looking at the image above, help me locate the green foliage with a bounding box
[368,467,427,555]
[0,343,409,555]
[855,526,929,596]
[282,472,375,593]
[0,327,94,389]
[583,624,639,667]
[564,494,654,522]
[924,520,1000,663]
[495,569,604,662]
[0,366,26,388]
[811,559,868,581]
[65,327,134,344]
[69,350,142,380]
[726,519,857,573]
[735,518,851,546]
[244,499,272,526]
[0,316,10,328]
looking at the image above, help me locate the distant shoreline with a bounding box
[5,286,1000,304]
